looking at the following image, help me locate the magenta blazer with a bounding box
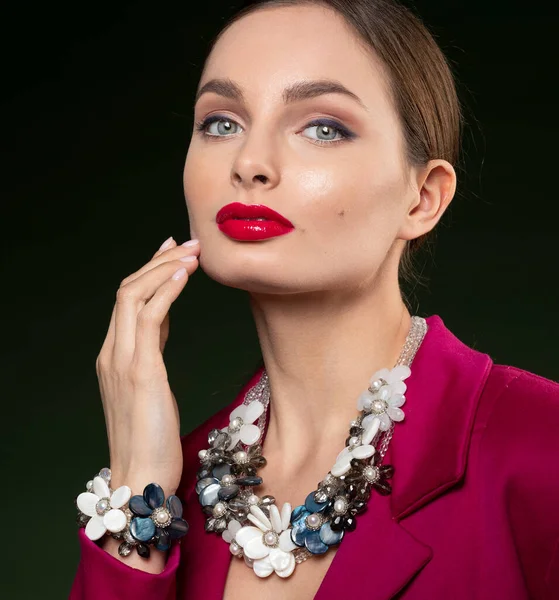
[69,314,559,599]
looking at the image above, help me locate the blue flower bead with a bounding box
[129,483,189,551]
[196,463,262,509]
[290,491,344,555]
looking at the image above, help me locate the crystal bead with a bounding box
[349,499,368,514]
[314,489,329,503]
[204,518,216,532]
[214,518,227,533]
[304,491,328,514]
[207,428,221,445]
[260,495,276,506]
[136,543,150,558]
[99,468,111,482]
[344,515,357,531]
[118,542,132,557]
[76,513,89,528]
[196,466,213,480]
[330,515,344,532]
[124,530,135,544]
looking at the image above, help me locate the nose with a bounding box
[230,134,280,191]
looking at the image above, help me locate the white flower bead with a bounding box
[234,502,297,578]
[357,365,411,431]
[77,476,131,541]
[221,400,264,450]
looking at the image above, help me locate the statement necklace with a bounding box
[194,316,428,579]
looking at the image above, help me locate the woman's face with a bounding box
[184,4,420,294]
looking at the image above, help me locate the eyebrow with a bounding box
[194,78,368,111]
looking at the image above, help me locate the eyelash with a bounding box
[194,115,356,146]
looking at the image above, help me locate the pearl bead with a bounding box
[213,502,227,517]
[198,449,208,460]
[372,400,386,413]
[95,499,109,515]
[86,480,94,492]
[230,542,242,555]
[233,451,248,464]
[333,498,347,514]
[247,494,260,505]
[264,531,278,546]
[369,379,382,392]
[307,514,320,528]
[230,417,244,432]
[349,436,360,447]
[221,474,235,485]
[156,510,169,523]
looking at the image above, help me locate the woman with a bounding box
[69,1,559,598]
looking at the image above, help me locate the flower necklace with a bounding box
[195,316,428,578]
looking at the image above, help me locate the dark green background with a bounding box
[2,1,557,597]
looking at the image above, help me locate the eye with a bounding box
[301,119,356,146]
[195,115,243,137]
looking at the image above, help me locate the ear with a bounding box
[398,159,456,241]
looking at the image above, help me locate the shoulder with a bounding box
[480,363,559,437]
[476,363,559,465]
[476,365,559,594]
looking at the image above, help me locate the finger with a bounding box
[112,258,198,368]
[133,266,193,370]
[122,238,200,287]
[102,238,199,358]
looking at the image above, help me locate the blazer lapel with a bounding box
[316,314,493,599]
[178,314,493,599]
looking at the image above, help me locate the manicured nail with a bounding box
[181,239,199,247]
[159,236,174,251]
[179,255,197,262]
[172,267,187,280]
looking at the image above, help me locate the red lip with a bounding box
[216,202,294,241]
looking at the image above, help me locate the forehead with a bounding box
[200,4,392,113]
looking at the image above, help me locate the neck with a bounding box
[249,279,411,475]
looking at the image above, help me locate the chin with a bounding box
[199,256,311,294]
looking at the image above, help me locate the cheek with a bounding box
[295,161,404,244]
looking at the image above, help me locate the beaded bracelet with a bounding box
[75,468,189,558]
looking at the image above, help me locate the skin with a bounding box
[94,2,455,576]
[184,4,456,477]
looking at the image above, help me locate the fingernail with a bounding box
[179,255,197,262]
[172,267,187,280]
[159,236,174,251]
[181,239,199,247]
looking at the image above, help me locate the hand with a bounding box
[95,236,200,496]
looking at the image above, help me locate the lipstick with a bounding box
[216,202,294,241]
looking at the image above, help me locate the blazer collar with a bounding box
[179,314,493,599]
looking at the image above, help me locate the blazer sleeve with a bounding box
[68,528,181,599]
[491,370,559,600]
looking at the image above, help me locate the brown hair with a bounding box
[201,0,463,294]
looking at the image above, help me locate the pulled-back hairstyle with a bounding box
[201,0,463,293]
